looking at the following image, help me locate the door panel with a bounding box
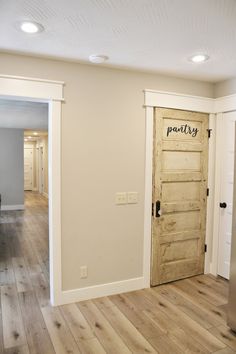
[24,148,33,191]
[151,108,209,286]
[218,112,236,279]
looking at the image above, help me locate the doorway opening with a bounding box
[0,99,51,304]
[0,74,63,305]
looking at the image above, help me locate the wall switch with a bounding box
[127,192,139,204]
[80,266,88,279]
[115,192,127,205]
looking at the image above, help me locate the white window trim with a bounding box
[0,74,64,306]
[143,90,236,286]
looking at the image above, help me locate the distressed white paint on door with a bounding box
[151,108,209,286]
[218,112,236,279]
[24,148,33,190]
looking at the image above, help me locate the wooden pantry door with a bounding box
[151,108,209,286]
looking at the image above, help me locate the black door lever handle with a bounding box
[220,202,227,208]
[156,200,161,217]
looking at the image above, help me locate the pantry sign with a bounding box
[166,123,199,138]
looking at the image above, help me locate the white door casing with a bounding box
[0,74,64,306]
[24,148,33,190]
[217,112,236,279]
[144,90,236,287]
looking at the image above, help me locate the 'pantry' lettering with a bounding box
[167,124,199,137]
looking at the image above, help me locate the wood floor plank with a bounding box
[193,275,229,299]
[142,288,226,352]
[143,307,210,353]
[154,283,223,328]
[0,258,15,287]
[213,347,236,353]
[148,335,183,354]
[172,279,227,323]
[77,300,131,354]
[209,325,236,351]
[186,277,227,306]
[109,293,166,338]
[27,264,50,308]
[61,303,106,354]
[12,257,32,293]
[1,285,27,349]
[168,328,211,353]
[4,345,30,354]
[93,297,157,353]
[75,338,106,354]
[41,306,80,354]
[18,291,55,354]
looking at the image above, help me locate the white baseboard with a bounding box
[43,192,49,199]
[1,204,25,211]
[58,276,145,306]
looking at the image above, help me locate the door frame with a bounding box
[143,90,236,286]
[0,75,64,305]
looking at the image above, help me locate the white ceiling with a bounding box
[1,0,236,82]
[0,99,48,129]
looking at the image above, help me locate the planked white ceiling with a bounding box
[1,0,236,82]
[0,99,48,129]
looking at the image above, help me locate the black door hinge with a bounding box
[207,129,212,138]
[152,203,154,216]
[205,244,207,253]
[207,188,209,196]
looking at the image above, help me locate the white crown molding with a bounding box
[144,89,236,114]
[144,89,215,113]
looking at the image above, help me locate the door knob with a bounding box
[220,202,227,208]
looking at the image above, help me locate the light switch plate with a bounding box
[116,192,127,205]
[127,192,139,204]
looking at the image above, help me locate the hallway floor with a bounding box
[0,192,235,353]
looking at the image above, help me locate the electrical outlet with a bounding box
[80,266,88,279]
[127,192,139,204]
[115,192,127,205]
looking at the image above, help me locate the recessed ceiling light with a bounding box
[33,132,38,135]
[24,138,28,141]
[28,136,32,139]
[19,21,44,34]
[190,54,209,63]
[89,54,108,64]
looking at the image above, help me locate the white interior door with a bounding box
[24,148,33,191]
[39,146,44,194]
[218,112,236,279]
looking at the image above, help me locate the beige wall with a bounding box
[0,128,24,207]
[214,78,236,97]
[0,52,214,291]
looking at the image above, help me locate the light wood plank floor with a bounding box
[0,192,235,353]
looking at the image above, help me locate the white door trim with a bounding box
[0,74,64,306]
[143,90,236,286]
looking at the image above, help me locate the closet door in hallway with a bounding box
[151,108,209,286]
[24,148,33,191]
